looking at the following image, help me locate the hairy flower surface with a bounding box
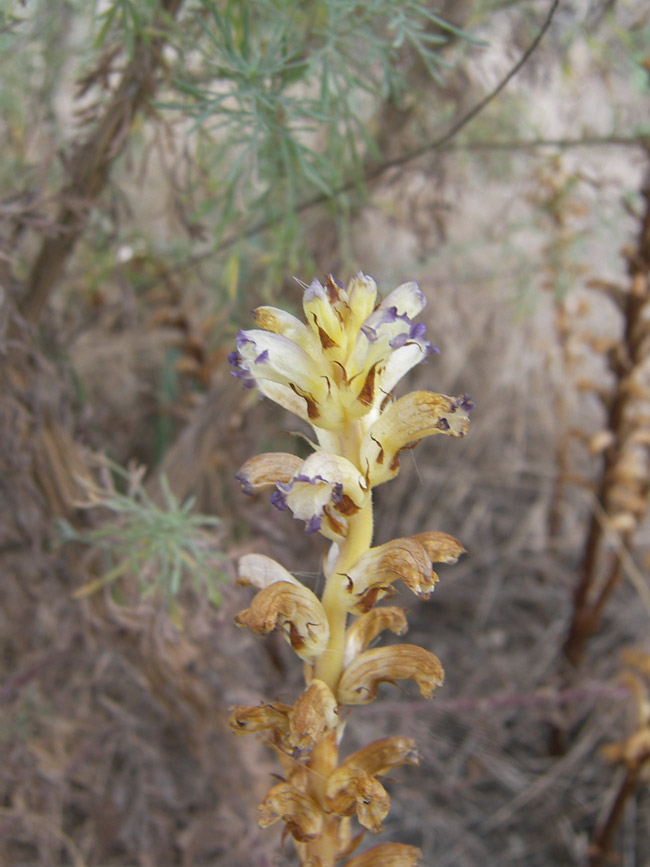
[230,272,472,866]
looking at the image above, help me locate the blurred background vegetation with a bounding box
[1,0,649,865]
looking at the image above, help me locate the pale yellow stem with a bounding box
[305,421,374,865]
[304,732,340,867]
[314,501,374,693]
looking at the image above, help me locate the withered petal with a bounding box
[341,736,421,776]
[235,581,329,662]
[411,531,466,564]
[325,768,389,832]
[289,680,339,751]
[344,538,437,608]
[362,391,471,486]
[235,452,304,493]
[228,702,292,736]
[337,645,444,705]
[258,782,323,842]
[344,607,408,666]
[344,842,422,866]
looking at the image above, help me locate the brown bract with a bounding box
[337,645,444,705]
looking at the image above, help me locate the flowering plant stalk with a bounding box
[229,273,472,866]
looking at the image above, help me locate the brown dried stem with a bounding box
[588,766,639,867]
[19,0,184,326]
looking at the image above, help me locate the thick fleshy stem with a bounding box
[315,502,374,692]
[304,732,340,867]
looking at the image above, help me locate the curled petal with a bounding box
[362,391,472,486]
[235,582,329,662]
[341,737,421,777]
[344,538,438,611]
[289,680,339,751]
[326,768,389,832]
[228,702,292,736]
[235,453,304,494]
[344,842,422,866]
[343,607,408,667]
[237,553,302,589]
[337,645,444,705]
[258,782,323,842]
[412,530,466,564]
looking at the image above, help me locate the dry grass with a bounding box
[2,5,650,864]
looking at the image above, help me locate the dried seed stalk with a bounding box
[562,166,650,668]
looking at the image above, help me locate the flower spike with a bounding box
[231,273,470,863]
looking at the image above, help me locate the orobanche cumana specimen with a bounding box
[229,273,473,866]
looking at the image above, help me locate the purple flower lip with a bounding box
[389,333,409,350]
[305,515,322,534]
[235,330,255,350]
[270,489,288,511]
[389,319,431,351]
[255,349,269,364]
[381,305,399,325]
[331,482,343,504]
[234,471,254,495]
[229,346,258,389]
[457,394,476,411]
[277,473,327,491]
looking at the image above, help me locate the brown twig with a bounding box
[19,0,185,326]
[588,766,640,867]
